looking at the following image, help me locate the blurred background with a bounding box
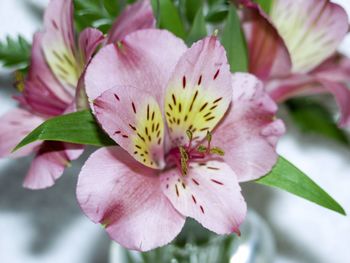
[0,0,350,262]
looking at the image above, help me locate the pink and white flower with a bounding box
[241,0,350,127]
[77,30,285,251]
[0,0,155,189]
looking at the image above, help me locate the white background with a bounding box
[0,0,350,262]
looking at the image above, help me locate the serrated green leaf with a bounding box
[0,35,31,69]
[186,6,207,44]
[13,110,115,152]
[255,0,273,14]
[256,156,346,215]
[151,0,186,39]
[286,98,349,145]
[221,5,248,72]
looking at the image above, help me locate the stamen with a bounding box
[206,131,212,153]
[186,129,193,148]
[179,146,189,176]
[210,147,225,156]
[166,132,225,177]
[116,41,124,51]
[186,130,193,140]
[197,145,207,153]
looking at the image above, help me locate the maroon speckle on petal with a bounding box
[93,100,104,108]
[147,104,150,120]
[51,20,59,30]
[192,195,197,204]
[211,179,224,185]
[192,178,200,185]
[172,94,177,105]
[200,205,205,214]
[213,69,220,80]
[131,102,137,114]
[114,94,120,101]
[182,76,186,89]
[129,124,136,131]
[175,185,179,197]
[213,97,222,104]
[198,75,202,85]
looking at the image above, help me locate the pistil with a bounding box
[166,130,225,176]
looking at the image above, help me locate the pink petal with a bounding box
[267,73,350,128]
[41,0,81,88]
[75,28,105,110]
[107,0,155,44]
[270,0,349,73]
[65,143,84,161]
[312,55,350,127]
[0,108,44,158]
[312,53,350,83]
[165,36,232,146]
[160,161,246,235]
[75,72,90,111]
[267,74,316,102]
[77,147,185,251]
[24,33,71,116]
[240,0,292,81]
[78,28,105,62]
[93,87,165,169]
[85,29,187,106]
[23,142,82,189]
[317,80,350,128]
[212,73,285,182]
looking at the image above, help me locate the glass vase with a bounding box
[109,210,275,263]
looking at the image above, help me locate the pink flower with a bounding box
[0,0,155,189]
[77,30,285,251]
[241,0,350,127]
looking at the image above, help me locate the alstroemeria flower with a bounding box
[0,0,155,189]
[77,30,285,251]
[240,0,350,127]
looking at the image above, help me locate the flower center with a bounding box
[165,130,224,175]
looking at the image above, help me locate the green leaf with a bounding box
[207,0,226,7]
[73,0,121,33]
[286,98,349,145]
[184,0,203,23]
[255,0,273,14]
[103,0,121,16]
[13,110,115,152]
[151,0,186,39]
[186,6,207,44]
[221,5,248,72]
[256,156,346,215]
[205,4,228,23]
[0,35,31,69]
